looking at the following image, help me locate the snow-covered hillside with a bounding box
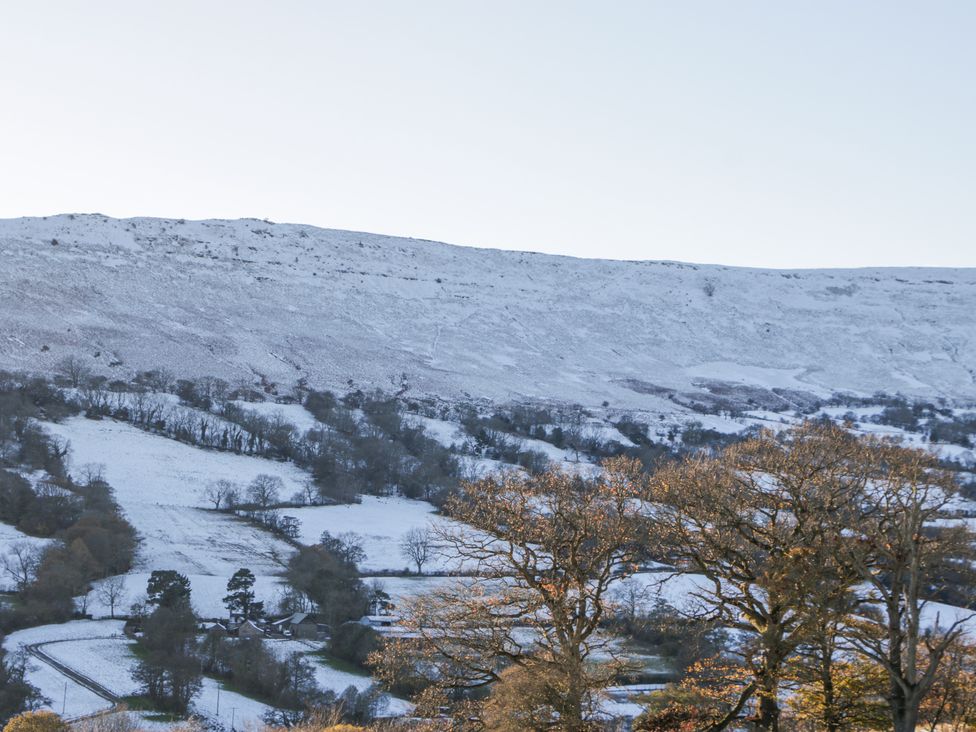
[1,214,974,409]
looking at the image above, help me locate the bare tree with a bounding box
[141,368,174,393]
[373,460,649,730]
[837,441,975,732]
[611,577,653,628]
[399,526,433,574]
[78,589,91,615]
[1,541,42,591]
[646,423,868,732]
[127,392,167,427]
[79,463,107,486]
[292,479,318,506]
[561,404,587,462]
[246,474,283,510]
[198,375,229,404]
[202,479,238,510]
[96,575,129,619]
[56,355,91,388]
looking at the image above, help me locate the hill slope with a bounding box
[1,214,974,408]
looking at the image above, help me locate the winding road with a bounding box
[24,637,122,721]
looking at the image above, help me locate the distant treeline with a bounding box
[0,371,137,631]
[69,366,733,509]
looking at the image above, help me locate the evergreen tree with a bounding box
[134,604,201,715]
[223,568,263,620]
[146,570,191,609]
[0,647,44,725]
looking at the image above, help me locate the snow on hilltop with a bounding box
[1,214,974,408]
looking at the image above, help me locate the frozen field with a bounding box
[266,639,373,694]
[42,417,299,575]
[42,637,141,697]
[286,496,456,572]
[403,414,467,449]
[364,575,455,604]
[119,504,293,576]
[44,416,309,509]
[14,653,109,720]
[0,523,54,554]
[196,676,272,728]
[2,619,126,653]
[3,620,125,720]
[20,628,277,729]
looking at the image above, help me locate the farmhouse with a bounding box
[271,612,325,639]
[236,619,266,638]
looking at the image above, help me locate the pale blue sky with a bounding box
[1,2,973,267]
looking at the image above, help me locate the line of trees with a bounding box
[0,468,137,631]
[0,373,137,634]
[72,369,466,506]
[372,423,976,732]
[641,422,975,732]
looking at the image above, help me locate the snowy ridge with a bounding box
[2,214,974,407]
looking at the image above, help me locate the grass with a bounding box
[120,695,184,722]
[126,640,149,661]
[206,674,255,699]
[311,649,371,677]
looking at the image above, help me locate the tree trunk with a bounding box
[821,669,840,732]
[752,651,781,732]
[818,639,841,732]
[558,651,589,732]
[890,685,920,732]
[754,690,780,732]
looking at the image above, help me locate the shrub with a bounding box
[2,712,69,732]
[330,622,381,668]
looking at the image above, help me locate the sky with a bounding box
[0,2,973,268]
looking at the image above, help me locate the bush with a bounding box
[2,712,68,732]
[286,545,367,630]
[330,622,381,668]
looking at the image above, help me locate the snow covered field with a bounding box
[265,639,411,715]
[42,417,299,576]
[2,620,125,719]
[8,624,275,728]
[42,637,141,697]
[2,619,125,654]
[285,496,455,572]
[403,414,467,449]
[2,621,380,727]
[13,655,109,720]
[196,677,272,729]
[43,416,308,510]
[37,415,479,614]
[363,575,455,605]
